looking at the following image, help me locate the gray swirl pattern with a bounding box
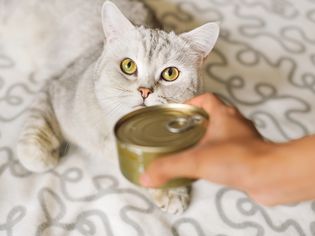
[1,0,315,235]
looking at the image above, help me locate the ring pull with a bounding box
[166,115,204,133]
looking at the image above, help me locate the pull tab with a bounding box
[166,115,204,133]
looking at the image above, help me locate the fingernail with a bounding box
[139,173,152,187]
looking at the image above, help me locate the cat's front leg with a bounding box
[17,89,64,172]
[149,186,191,215]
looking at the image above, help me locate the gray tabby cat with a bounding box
[16,1,219,214]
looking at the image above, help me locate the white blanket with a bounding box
[1,0,315,235]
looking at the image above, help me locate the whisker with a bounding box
[116,89,133,92]
[111,86,133,93]
[102,94,131,99]
[158,95,180,103]
[105,103,122,117]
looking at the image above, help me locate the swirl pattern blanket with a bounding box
[1,0,315,235]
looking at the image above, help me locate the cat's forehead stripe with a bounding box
[139,28,173,64]
[148,30,159,60]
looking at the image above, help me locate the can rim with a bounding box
[114,103,209,153]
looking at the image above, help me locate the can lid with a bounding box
[114,104,209,152]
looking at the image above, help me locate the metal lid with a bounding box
[114,104,209,152]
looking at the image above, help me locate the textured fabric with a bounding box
[1,0,315,235]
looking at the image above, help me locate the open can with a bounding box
[114,104,209,188]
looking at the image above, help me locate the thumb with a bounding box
[139,149,199,188]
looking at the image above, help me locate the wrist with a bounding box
[239,139,278,194]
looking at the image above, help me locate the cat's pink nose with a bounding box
[138,87,153,99]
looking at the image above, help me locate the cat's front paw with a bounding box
[17,140,60,173]
[149,186,191,215]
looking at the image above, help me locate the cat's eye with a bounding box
[161,67,180,81]
[120,58,137,75]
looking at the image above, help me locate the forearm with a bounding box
[246,135,315,206]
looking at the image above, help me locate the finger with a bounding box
[139,149,199,188]
[185,93,226,114]
[140,142,253,189]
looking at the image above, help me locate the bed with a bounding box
[1,0,315,235]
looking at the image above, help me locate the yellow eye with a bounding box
[161,67,180,81]
[120,58,137,75]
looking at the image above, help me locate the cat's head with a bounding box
[94,1,219,121]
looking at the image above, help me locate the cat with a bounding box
[16,1,219,215]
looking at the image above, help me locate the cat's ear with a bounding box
[101,1,134,41]
[180,22,219,58]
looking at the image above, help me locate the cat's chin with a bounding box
[133,105,146,111]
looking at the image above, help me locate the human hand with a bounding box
[139,93,273,200]
[140,93,315,206]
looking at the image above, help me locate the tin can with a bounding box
[114,104,209,188]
